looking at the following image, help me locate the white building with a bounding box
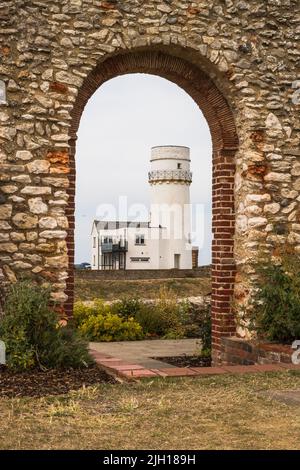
[91,146,198,270]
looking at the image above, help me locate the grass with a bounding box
[74,277,211,301]
[1,371,300,449]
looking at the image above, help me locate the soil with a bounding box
[152,355,211,368]
[0,364,115,398]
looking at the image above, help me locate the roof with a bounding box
[151,145,190,150]
[93,220,150,231]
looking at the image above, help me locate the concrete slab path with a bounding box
[90,338,201,369]
[260,389,300,406]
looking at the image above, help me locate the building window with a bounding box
[93,236,96,248]
[135,234,145,245]
[0,81,6,105]
[130,257,150,262]
[177,163,182,169]
[93,255,96,266]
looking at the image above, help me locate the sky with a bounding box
[75,73,212,266]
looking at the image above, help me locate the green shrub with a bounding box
[180,323,203,339]
[189,303,211,351]
[111,297,177,336]
[244,254,300,343]
[0,280,92,371]
[111,297,143,319]
[132,288,190,337]
[134,302,170,337]
[162,326,187,339]
[73,288,211,346]
[198,313,211,352]
[78,313,144,342]
[155,287,190,330]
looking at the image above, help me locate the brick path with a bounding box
[89,339,300,380]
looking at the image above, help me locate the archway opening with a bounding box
[67,50,238,361]
[75,73,212,269]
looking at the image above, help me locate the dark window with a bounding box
[135,234,145,245]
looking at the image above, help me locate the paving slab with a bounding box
[90,338,200,368]
[260,389,300,406]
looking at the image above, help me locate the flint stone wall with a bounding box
[0,0,299,360]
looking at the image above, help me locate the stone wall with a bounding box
[0,0,299,360]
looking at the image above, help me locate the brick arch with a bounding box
[67,50,239,362]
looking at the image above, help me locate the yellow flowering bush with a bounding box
[78,313,144,342]
[73,299,111,327]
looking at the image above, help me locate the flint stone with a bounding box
[38,217,58,229]
[39,230,67,239]
[13,213,38,229]
[28,197,48,214]
[27,160,50,174]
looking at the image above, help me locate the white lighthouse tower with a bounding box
[91,145,196,271]
[148,146,193,269]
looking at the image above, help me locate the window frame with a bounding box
[135,234,145,245]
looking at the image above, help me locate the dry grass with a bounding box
[74,277,211,301]
[1,371,300,449]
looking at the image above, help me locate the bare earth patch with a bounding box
[151,355,211,368]
[0,371,300,450]
[0,365,115,398]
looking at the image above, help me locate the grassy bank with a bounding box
[1,372,300,449]
[74,277,211,301]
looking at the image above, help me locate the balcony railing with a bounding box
[101,241,128,253]
[148,170,192,183]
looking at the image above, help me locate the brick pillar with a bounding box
[192,247,199,268]
[211,149,237,363]
[64,138,76,319]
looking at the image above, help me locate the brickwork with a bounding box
[221,337,294,365]
[90,348,300,380]
[192,248,199,268]
[0,1,299,362]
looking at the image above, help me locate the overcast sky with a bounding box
[75,74,212,265]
